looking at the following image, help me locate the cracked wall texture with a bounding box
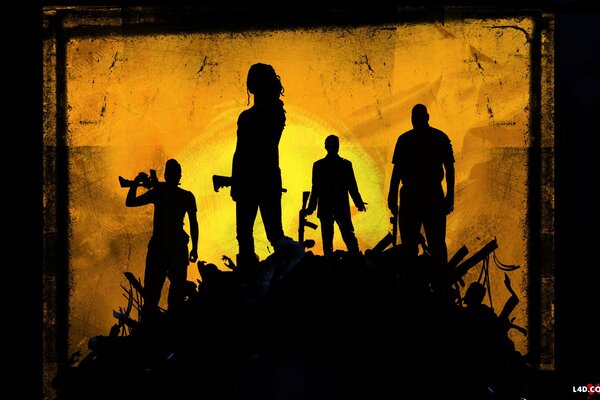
[50,18,535,359]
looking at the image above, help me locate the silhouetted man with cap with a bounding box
[126,159,199,319]
[388,104,455,266]
[305,135,366,256]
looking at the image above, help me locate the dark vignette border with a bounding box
[41,3,556,392]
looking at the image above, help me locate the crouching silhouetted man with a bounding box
[126,159,198,320]
[305,135,366,256]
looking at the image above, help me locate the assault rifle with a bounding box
[298,191,318,243]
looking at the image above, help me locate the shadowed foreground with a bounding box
[52,240,552,400]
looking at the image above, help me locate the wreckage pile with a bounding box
[52,239,533,400]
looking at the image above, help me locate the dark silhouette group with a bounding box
[124,63,456,318]
[228,64,455,270]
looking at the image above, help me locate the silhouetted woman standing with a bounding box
[231,63,288,266]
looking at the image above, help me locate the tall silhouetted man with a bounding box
[231,63,289,266]
[305,135,366,256]
[126,159,198,318]
[388,104,455,266]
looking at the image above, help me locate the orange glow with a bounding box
[64,20,533,355]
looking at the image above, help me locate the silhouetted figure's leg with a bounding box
[143,239,168,316]
[398,191,422,289]
[423,206,448,265]
[166,263,188,311]
[319,216,335,256]
[236,197,259,259]
[165,259,188,339]
[259,191,285,247]
[335,212,360,253]
[422,189,448,290]
[398,190,421,257]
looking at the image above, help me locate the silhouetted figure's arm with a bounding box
[125,173,154,207]
[305,163,319,215]
[188,207,199,263]
[348,162,366,212]
[388,164,401,215]
[444,159,455,215]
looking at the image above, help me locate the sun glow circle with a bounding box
[176,103,390,281]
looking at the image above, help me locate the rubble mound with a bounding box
[52,241,533,400]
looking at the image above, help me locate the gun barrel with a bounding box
[302,191,310,209]
[371,232,394,254]
[450,239,498,285]
[304,221,318,230]
[212,175,233,192]
[390,215,398,246]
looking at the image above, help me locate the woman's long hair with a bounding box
[246,63,284,105]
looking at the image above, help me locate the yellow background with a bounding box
[64,19,532,354]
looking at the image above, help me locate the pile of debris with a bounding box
[52,239,533,400]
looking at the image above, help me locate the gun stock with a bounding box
[118,171,157,189]
[212,175,233,192]
[118,176,131,188]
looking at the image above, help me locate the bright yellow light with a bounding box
[176,103,390,274]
